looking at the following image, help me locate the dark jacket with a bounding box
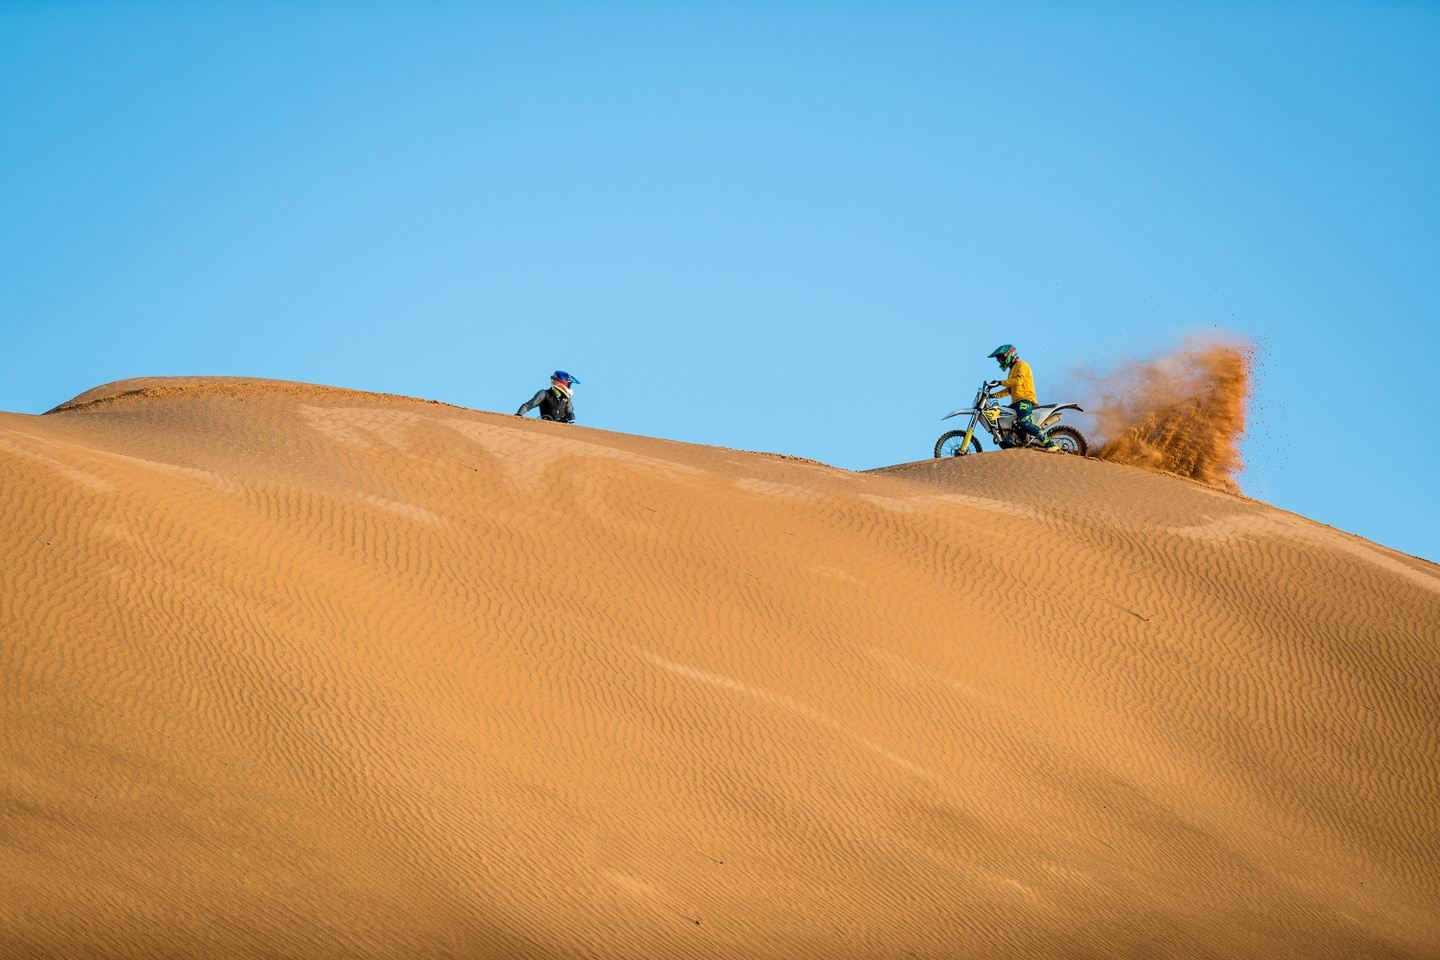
[516,388,575,423]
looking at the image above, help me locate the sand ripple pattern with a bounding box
[2,378,1438,960]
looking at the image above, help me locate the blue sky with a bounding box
[2,2,1437,561]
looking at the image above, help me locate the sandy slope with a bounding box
[2,378,1437,959]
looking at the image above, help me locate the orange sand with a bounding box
[3,378,1437,959]
[1088,339,1253,493]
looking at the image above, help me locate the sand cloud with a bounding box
[1081,336,1252,492]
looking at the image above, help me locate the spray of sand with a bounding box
[1085,337,1253,493]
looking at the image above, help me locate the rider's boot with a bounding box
[1036,429,1062,453]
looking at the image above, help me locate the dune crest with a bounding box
[1084,338,1252,492]
[47,375,466,415]
[3,378,1437,959]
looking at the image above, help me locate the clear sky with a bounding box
[3,2,1437,561]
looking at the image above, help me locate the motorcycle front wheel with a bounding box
[934,431,983,458]
[1045,425,1089,456]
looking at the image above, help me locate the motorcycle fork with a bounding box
[960,415,979,454]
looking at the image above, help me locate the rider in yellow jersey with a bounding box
[987,344,1061,451]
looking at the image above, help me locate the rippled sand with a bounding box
[3,378,1436,959]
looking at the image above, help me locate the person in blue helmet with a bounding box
[516,370,579,423]
[986,344,1061,451]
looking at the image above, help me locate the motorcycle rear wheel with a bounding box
[934,431,983,458]
[1045,425,1089,456]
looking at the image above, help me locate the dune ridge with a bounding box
[47,375,470,416]
[3,378,1437,959]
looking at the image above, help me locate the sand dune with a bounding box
[3,378,1437,959]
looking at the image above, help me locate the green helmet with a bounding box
[988,344,1018,371]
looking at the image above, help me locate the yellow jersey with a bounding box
[994,359,1037,405]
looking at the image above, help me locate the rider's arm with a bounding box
[993,361,1029,400]
[516,390,547,416]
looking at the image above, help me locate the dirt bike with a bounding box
[934,380,1089,458]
